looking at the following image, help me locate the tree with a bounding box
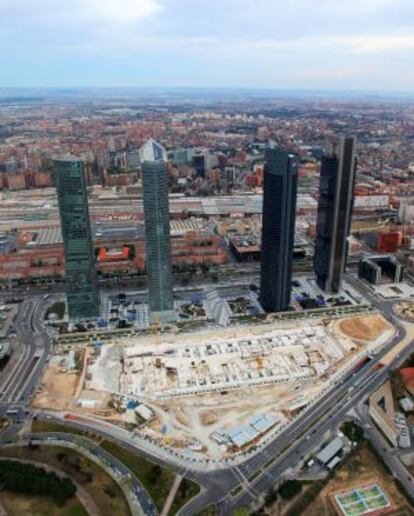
[390,370,406,399]
[264,487,278,507]
[279,480,302,501]
[0,461,76,506]
[341,421,365,444]
[147,464,162,485]
[232,509,250,516]
[210,272,219,283]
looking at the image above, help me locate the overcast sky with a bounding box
[1,0,413,91]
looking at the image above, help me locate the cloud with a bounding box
[0,0,163,27]
[0,0,413,89]
[84,0,163,24]
[149,33,413,60]
[349,35,414,53]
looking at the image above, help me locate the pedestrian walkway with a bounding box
[160,473,183,516]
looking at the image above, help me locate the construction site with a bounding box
[394,301,414,323]
[33,313,394,458]
[120,325,353,399]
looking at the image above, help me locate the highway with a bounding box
[28,283,413,516]
[178,275,414,514]
[216,345,414,515]
[0,294,158,516]
[0,274,413,515]
[0,295,56,448]
[0,297,52,409]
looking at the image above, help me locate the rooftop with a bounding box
[316,436,344,464]
[139,139,167,162]
[0,341,11,360]
[53,154,83,163]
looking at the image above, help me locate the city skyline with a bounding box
[0,87,413,516]
[1,0,414,91]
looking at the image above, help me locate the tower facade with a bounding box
[314,136,357,293]
[140,140,175,323]
[54,157,99,320]
[260,147,298,312]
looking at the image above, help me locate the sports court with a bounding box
[335,483,391,516]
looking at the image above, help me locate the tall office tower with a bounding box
[192,150,215,178]
[314,136,357,293]
[192,151,208,178]
[140,140,175,323]
[260,147,298,312]
[54,157,99,320]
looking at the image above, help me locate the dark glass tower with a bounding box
[192,152,207,178]
[314,136,357,293]
[260,147,298,312]
[54,157,99,320]
[140,140,175,323]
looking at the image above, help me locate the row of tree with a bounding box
[0,460,76,506]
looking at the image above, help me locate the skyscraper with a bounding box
[314,136,357,293]
[260,147,298,312]
[192,151,208,178]
[54,156,99,320]
[140,139,175,323]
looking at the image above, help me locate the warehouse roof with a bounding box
[316,436,344,465]
[228,425,260,448]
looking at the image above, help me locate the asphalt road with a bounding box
[0,274,413,516]
[357,404,414,500]
[30,291,408,516]
[0,296,53,410]
[27,431,158,516]
[0,293,157,515]
[0,295,56,449]
[212,346,414,515]
[178,275,414,514]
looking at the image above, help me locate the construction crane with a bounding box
[149,314,161,346]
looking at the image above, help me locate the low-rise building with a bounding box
[316,437,344,467]
[359,255,404,286]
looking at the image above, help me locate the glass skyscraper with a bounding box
[140,140,175,323]
[314,136,357,293]
[260,147,298,312]
[54,157,99,320]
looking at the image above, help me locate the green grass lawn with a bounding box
[0,445,130,516]
[169,477,201,515]
[31,420,200,513]
[31,419,85,435]
[0,491,88,516]
[100,440,175,511]
[45,301,66,320]
[100,440,200,513]
[31,419,102,443]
